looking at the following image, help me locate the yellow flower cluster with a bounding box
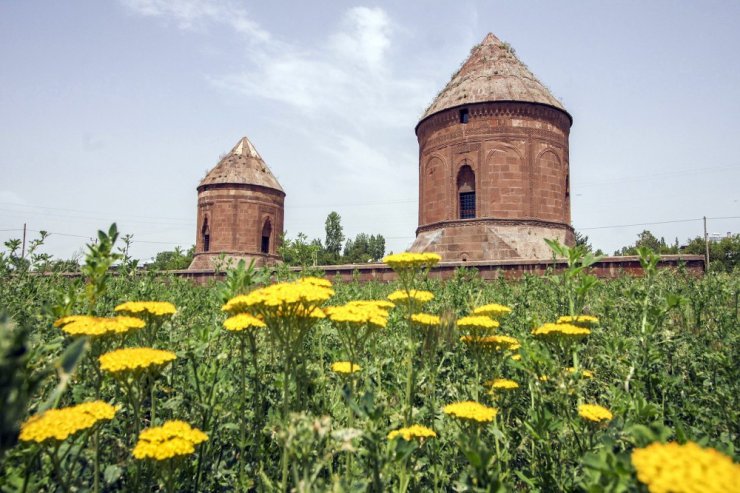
[410,313,441,326]
[99,347,177,375]
[557,315,599,328]
[222,279,334,315]
[577,404,613,423]
[54,315,145,337]
[387,289,434,304]
[457,315,500,331]
[387,424,437,441]
[325,303,389,328]
[443,401,498,423]
[485,378,519,390]
[532,323,591,340]
[382,252,441,270]
[297,276,333,288]
[460,335,520,351]
[223,313,266,332]
[331,361,362,374]
[20,401,116,444]
[472,303,512,319]
[114,301,177,318]
[566,367,594,378]
[345,300,396,311]
[631,441,740,493]
[133,420,208,461]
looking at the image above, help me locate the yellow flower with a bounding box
[387,424,437,441]
[557,315,599,328]
[578,404,613,423]
[460,335,520,351]
[54,315,145,337]
[133,420,208,461]
[443,401,497,423]
[345,300,396,311]
[457,315,499,331]
[532,323,590,340]
[410,313,441,326]
[19,401,116,444]
[325,303,389,328]
[382,252,441,270]
[297,276,333,288]
[485,378,519,390]
[114,301,177,318]
[99,347,176,375]
[331,361,361,374]
[387,289,434,304]
[566,367,594,378]
[472,303,512,319]
[631,441,740,493]
[223,313,266,332]
[222,280,334,315]
[510,353,522,361]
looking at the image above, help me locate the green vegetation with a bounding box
[0,227,738,492]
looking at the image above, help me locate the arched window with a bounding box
[261,219,272,254]
[457,165,476,219]
[201,218,210,252]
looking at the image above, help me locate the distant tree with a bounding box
[148,245,195,271]
[682,233,739,272]
[368,234,386,261]
[278,233,320,267]
[615,230,678,256]
[574,231,593,252]
[324,212,345,261]
[342,233,386,263]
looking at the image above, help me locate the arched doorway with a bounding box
[457,165,476,219]
[261,218,272,254]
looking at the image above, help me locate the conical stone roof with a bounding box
[421,33,567,121]
[199,137,284,192]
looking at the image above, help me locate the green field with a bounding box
[1,234,738,492]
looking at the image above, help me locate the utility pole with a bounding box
[703,216,709,270]
[21,223,27,258]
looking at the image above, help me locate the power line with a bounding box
[576,216,740,231]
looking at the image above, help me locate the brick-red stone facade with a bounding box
[410,34,575,261]
[188,137,285,270]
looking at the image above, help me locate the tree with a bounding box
[682,233,740,272]
[324,212,345,260]
[278,233,320,267]
[148,245,195,271]
[342,233,386,263]
[614,230,678,256]
[368,234,386,261]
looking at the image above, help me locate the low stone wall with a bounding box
[175,255,704,284]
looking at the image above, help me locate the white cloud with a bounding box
[120,0,270,41]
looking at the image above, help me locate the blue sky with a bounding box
[1,0,738,262]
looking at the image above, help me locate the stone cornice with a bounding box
[416,217,574,236]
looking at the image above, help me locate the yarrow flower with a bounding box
[133,420,208,461]
[331,361,361,375]
[222,279,334,316]
[410,313,441,326]
[99,347,176,375]
[443,401,498,424]
[566,367,594,378]
[223,313,266,332]
[577,404,613,423]
[387,289,434,304]
[19,401,116,444]
[485,378,519,390]
[557,315,599,328]
[382,252,441,270]
[460,335,520,351]
[532,323,590,340]
[457,315,500,332]
[114,301,177,318]
[387,424,437,441]
[345,300,396,311]
[472,303,512,320]
[54,315,145,337]
[631,441,740,493]
[325,303,389,328]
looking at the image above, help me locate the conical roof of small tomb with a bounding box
[199,136,284,192]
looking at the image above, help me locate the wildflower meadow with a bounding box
[0,225,738,492]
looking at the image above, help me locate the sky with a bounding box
[1,0,739,263]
